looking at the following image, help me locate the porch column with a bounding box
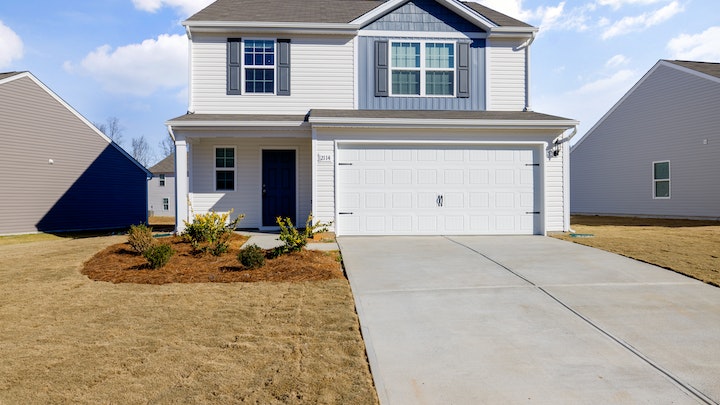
[174,138,189,233]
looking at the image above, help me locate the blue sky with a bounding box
[1,0,718,164]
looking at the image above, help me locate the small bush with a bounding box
[238,244,265,269]
[128,223,155,254]
[143,243,174,269]
[182,210,244,256]
[272,214,333,257]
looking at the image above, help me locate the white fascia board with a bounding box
[662,60,720,85]
[184,21,359,36]
[309,117,578,130]
[352,0,498,31]
[166,120,309,129]
[487,28,537,40]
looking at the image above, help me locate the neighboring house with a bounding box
[571,60,720,220]
[167,0,578,236]
[148,153,176,217]
[0,71,151,235]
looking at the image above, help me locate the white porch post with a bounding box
[174,138,189,233]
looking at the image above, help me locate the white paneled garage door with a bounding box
[336,144,541,235]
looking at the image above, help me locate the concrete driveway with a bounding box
[338,236,720,405]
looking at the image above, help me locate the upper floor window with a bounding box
[227,38,291,96]
[244,40,275,94]
[653,161,670,199]
[159,174,165,187]
[390,41,455,96]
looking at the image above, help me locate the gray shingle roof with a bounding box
[168,113,308,123]
[186,0,531,28]
[0,72,25,81]
[666,60,720,80]
[149,153,175,174]
[310,109,573,121]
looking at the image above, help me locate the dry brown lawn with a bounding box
[0,235,378,404]
[552,215,720,287]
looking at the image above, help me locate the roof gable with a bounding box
[149,153,175,174]
[362,0,484,33]
[0,72,151,176]
[185,0,533,32]
[572,59,720,152]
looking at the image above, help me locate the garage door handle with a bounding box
[339,212,354,215]
[436,195,443,207]
[526,211,540,214]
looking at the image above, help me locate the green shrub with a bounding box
[272,214,333,257]
[128,223,155,254]
[182,210,244,256]
[143,243,174,269]
[238,244,265,269]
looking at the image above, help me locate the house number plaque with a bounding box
[317,153,333,163]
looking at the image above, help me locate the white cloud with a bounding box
[476,1,594,34]
[602,1,683,39]
[597,0,668,10]
[605,54,630,68]
[66,34,188,97]
[132,0,214,16]
[0,20,23,68]
[667,26,720,62]
[572,69,637,94]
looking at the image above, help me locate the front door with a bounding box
[262,150,296,226]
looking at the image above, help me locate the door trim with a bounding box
[260,147,299,230]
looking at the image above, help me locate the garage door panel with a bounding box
[337,144,540,235]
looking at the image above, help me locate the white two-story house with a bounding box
[167,0,578,236]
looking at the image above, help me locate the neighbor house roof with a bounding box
[186,0,530,28]
[149,153,175,174]
[0,71,25,81]
[666,60,720,80]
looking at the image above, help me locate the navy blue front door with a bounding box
[262,150,296,226]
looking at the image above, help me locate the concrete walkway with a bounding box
[338,236,720,405]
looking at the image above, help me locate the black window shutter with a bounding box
[457,42,470,98]
[375,41,389,97]
[277,39,291,96]
[227,38,242,95]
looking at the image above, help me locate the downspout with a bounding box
[516,32,536,112]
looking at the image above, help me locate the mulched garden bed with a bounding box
[82,234,344,284]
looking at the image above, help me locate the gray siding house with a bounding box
[167,0,578,235]
[148,153,176,217]
[0,71,151,235]
[571,60,720,220]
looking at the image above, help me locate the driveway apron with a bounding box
[338,236,720,405]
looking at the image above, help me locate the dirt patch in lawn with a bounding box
[0,237,377,404]
[82,234,343,284]
[551,215,720,287]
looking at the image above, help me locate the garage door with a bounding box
[336,144,541,235]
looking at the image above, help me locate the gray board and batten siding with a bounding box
[570,61,720,219]
[0,73,149,235]
[359,0,486,110]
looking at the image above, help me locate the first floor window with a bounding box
[163,198,169,211]
[159,174,165,187]
[216,147,235,191]
[390,41,454,96]
[653,161,670,198]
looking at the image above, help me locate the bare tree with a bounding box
[131,135,152,167]
[158,133,175,158]
[94,117,125,146]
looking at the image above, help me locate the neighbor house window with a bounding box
[390,41,454,96]
[215,147,235,191]
[159,174,165,187]
[162,198,169,211]
[653,161,670,198]
[244,39,275,94]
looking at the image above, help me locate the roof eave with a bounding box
[309,117,578,130]
[184,21,360,35]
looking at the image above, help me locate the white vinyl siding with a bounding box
[148,174,176,217]
[486,38,527,111]
[188,136,312,229]
[191,34,355,114]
